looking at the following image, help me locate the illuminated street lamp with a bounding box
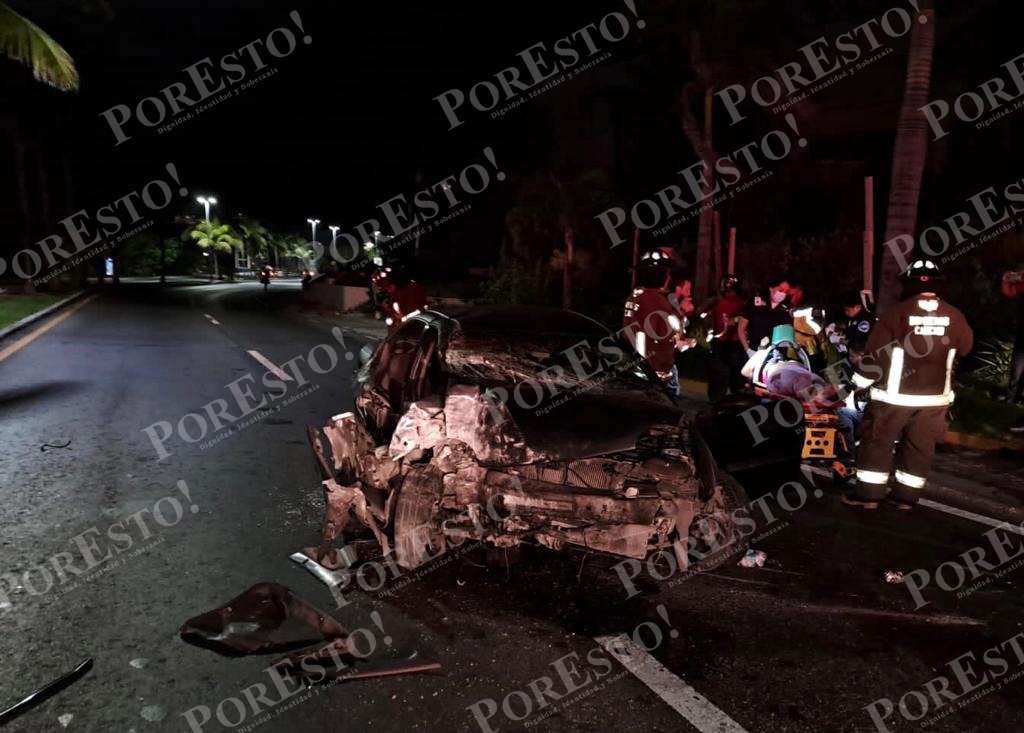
[307,218,320,245]
[196,195,217,223]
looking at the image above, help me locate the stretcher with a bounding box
[747,335,852,475]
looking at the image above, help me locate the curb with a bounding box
[943,431,1023,453]
[0,290,90,342]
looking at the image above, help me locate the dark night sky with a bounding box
[18,0,629,235]
[4,0,1023,278]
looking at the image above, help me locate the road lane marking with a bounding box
[0,294,99,364]
[917,498,1024,535]
[801,465,1022,535]
[246,349,293,381]
[204,313,221,325]
[594,635,750,733]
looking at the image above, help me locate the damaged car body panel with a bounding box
[308,307,745,572]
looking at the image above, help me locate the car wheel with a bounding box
[392,465,447,570]
[687,471,751,572]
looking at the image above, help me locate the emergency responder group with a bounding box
[623,251,975,511]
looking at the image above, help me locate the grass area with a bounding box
[0,293,66,330]
[950,383,1024,438]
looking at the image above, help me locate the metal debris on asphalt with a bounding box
[0,657,93,725]
[884,570,905,584]
[179,582,349,657]
[40,440,72,452]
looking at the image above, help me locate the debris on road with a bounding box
[40,440,72,452]
[58,713,74,728]
[179,582,349,657]
[738,549,768,568]
[140,705,166,722]
[884,570,905,584]
[0,657,92,726]
[129,658,148,669]
[289,549,357,590]
[271,643,442,683]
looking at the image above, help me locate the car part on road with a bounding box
[271,645,442,683]
[39,439,72,452]
[0,657,92,726]
[179,582,350,657]
[884,571,905,584]
[289,550,357,589]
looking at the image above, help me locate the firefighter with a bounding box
[842,260,973,509]
[381,267,428,335]
[704,275,747,401]
[788,283,827,373]
[624,252,684,396]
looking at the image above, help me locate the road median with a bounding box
[0,290,90,342]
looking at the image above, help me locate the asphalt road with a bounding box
[1,282,1023,733]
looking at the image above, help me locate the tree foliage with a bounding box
[0,2,78,90]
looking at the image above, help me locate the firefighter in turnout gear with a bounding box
[843,260,974,509]
[624,252,684,396]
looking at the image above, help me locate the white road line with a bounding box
[594,635,750,733]
[246,349,293,381]
[203,313,221,325]
[801,465,1022,535]
[918,498,1024,535]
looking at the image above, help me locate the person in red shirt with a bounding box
[704,275,747,401]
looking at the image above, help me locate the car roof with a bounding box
[419,306,611,338]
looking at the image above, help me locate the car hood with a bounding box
[505,392,683,462]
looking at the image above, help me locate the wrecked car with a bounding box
[307,307,749,573]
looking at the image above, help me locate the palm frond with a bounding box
[0,2,79,91]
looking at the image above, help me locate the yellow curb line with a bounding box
[0,294,100,364]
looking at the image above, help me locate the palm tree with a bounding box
[877,0,937,313]
[1,2,79,291]
[237,217,272,275]
[187,221,242,281]
[0,2,79,91]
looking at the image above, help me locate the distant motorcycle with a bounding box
[259,267,272,291]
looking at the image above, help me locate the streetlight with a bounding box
[196,195,217,223]
[328,225,339,251]
[202,251,211,282]
[307,218,320,245]
[197,196,219,280]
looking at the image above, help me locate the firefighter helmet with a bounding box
[720,274,740,293]
[639,250,673,267]
[904,259,944,282]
